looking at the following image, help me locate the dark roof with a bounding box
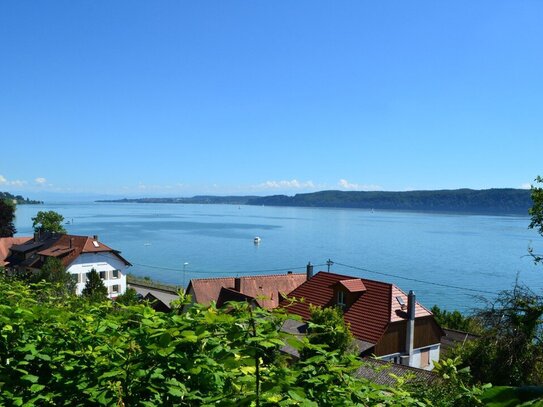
[216,287,255,308]
[280,271,432,344]
[440,328,479,357]
[356,358,439,386]
[0,237,32,266]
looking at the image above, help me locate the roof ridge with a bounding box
[314,271,393,288]
[192,273,305,282]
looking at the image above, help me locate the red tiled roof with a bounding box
[338,278,367,293]
[0,237,32,266]
[188,273,307,309]
[390,285,432,322]
[6,234,131,269]
[280,271,431,345]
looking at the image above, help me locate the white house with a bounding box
[2,233,131,298]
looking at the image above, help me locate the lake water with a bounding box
[13,202,543,313]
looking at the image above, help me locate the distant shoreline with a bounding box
[96,188,532,215]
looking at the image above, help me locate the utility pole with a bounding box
[183,262,189,288]
[326,258,334,272]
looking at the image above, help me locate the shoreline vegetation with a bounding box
[0,191,42,205]
[96,188,532,214]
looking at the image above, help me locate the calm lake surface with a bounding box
[14,202,543,313]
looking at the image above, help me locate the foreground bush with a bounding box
[0,277,423,406]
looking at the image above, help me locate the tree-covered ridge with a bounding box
[0,191,42,205]
[97,189,532,214]
[247,188,532,214]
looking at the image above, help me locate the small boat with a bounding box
[254,236,261,244]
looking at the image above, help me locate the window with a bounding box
[420,348,430,368]
[337,290,346,308]
[112,284,119,293]
[99,271,106,280]
[112,269,119,279]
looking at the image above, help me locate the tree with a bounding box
[114,287,140,305]
[36,257,77,296]
[431,305,482,334]
[457,283,543,386]
[300,305,355,360]
[529,175,543,263]
[31,210,66,234]
[82,268,108,301]
[0,199,16,237]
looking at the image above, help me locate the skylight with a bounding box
[93,241,100,248]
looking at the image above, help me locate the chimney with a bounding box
[34,232,39,241]
[234,277,241,292]
[306,262,314,280]
[93,235,99,241]
[404,290,416,367]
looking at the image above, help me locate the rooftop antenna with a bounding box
[326,258,334,272]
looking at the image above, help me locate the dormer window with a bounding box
[337,290,346,308]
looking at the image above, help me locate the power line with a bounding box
[332,260,499,296]
[93,252,324,276]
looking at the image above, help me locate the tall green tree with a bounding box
[31,210,66,234]
[529,175,543,263]
[36,257,76,296]
[82,268,108,301]
[0,199,17,237]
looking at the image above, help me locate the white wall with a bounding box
[67,252,128,298]
[408,344,441,370]
[379,343,441,371]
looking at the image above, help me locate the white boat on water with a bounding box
[254,236,261,244]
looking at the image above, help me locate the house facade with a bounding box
[2,233,131,298]
[280,271,444,370]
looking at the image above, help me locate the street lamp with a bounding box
[183,262,189,288]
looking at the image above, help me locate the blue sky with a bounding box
[1,1,542,199]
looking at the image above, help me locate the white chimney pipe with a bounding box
[405,290,416,367]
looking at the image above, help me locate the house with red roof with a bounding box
[2,233,131,298]
[280,271,444,370]
[186,271,308,310]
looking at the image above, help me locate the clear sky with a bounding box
[1,1,542,199]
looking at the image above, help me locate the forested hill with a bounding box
[246,188,532,214]
[99,188,532,214]
[0,191,43,204]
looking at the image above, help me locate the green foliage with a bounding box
[0,199,17,237]
[529,175,543,264]
[0,191,42,205]
[430,305,481,333]
[31,210,66,234]
[0,277,426,406]
[480,385,543,406]
[82,269,108,301]
[458,283,543,386]
[408,357,488,406]
[115,287,140,305]
[301,305,354,360]
[34,257,77,297]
